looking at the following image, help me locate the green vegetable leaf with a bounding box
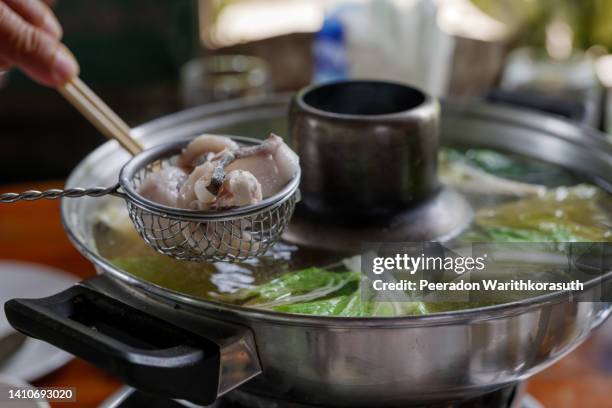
[273,288,430,317]
[461,226,582,243]
[463,185,611,243]
[213,268,360,306]
[214,266,430,317]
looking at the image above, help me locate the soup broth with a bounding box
[94,148,612,316]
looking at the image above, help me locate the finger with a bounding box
[2,0,62,38]
[0,2,78,86]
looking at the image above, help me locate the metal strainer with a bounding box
[0,137,300,262]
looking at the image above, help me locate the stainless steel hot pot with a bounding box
[5,91,612,407]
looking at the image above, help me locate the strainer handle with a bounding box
[0,184,122,203]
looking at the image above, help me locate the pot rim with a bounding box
[294,79,439,122]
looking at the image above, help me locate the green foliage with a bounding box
[471,0,612,50]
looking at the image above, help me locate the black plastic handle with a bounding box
[4,285,220,405]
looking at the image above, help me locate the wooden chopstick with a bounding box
[58,77,144,156]
[71,78,135,141]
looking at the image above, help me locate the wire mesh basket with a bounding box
[120,138,301,262]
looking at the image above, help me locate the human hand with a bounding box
[0,0,78,86]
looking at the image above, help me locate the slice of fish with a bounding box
[214,170,263,209]
[178,134,239,168]
[177,162,217,210]
[226,134,299,198]
[138,166,188,207]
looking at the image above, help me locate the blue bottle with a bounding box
[312,15,348,83]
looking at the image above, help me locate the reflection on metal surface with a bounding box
[218,336,262,397]
[284,187,472,251]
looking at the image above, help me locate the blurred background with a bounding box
[1,0,611,183]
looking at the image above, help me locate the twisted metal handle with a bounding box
[0,184,122,203]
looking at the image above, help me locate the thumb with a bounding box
[0,1,78,86]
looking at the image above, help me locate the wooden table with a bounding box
[1,181,611,408]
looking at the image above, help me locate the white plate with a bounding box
[0,375,50,408]
[0,261,77,381]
